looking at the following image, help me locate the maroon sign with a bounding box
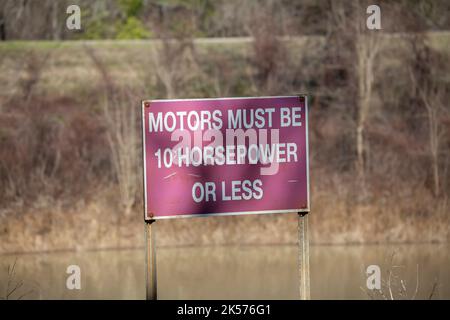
[142,96,309,220]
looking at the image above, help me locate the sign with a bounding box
[142,96,309,220]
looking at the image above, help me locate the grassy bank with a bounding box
[1,186,448,254]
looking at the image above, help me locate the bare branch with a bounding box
[411,264,420,300]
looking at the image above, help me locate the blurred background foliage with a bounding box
[1,0,450,40]
[0,0,449,251]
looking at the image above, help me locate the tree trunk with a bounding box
[0,13,5,41]
[51,1,60,40]
[427,104,440,197]
[355,30,379,181]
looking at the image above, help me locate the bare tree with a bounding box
[421,87,444,197]
[355,18,381,180]
[102,88,139,217]
[150,40,187,99]
[411,69,446,197]
[51,1,60,41]
[18,49,52,104]
[328,1,381,181]
[247,2,286,95]
[149,22,200,99]
[85,46,139,217]
[407,33,449,197]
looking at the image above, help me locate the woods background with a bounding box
[0,0,449,253]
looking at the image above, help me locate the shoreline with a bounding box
[1,240,449,257]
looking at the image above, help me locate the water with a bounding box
[0,244,449,299]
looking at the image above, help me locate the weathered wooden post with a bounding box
[298,212,310,300]
[143,101,157,300]
[145,219,157,300]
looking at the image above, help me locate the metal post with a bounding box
[298,213,310,300]
[145,220,157,300]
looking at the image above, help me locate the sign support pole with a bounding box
[298,212,310,300]
[145,219,157,300]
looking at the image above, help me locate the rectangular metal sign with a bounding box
[142,96,309,220]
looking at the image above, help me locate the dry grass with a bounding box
[0,259,37,299]
[361,252,440,300]
[0,183,448,254]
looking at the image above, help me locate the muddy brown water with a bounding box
[0,244,449,299]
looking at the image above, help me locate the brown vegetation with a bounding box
[0,1,449,254]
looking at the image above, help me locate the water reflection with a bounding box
[0,244,449,299]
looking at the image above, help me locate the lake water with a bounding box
[0,244,449,299]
